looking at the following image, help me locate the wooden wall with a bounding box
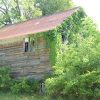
[0,36,51,80]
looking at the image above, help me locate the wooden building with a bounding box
[0,7,79,79]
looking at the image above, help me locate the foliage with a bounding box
[18,0,42,20]
[10,79,30,94]
[0,92,52,100]
[0,0,42,27]
[44,8,86,66]
[0,66,40,94]
[0,67,12,91]
[44,29,62,66]
[63,71,100,99]
[58,8,86,44]
[45,8,100,99]
[35,0,74,15]
[10,79,40,94]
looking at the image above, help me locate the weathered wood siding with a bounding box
[0,37,51,79]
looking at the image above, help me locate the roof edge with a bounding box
[0,6,80,30]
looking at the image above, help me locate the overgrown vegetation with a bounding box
[0,92,52,100]
[0,67,12,91]
[45,8,100,100]
[0,67,40,94]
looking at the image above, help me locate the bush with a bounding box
[63,71,100,99]
[0,66,40,94]
[10,79,30,93]
[0,66,12,91]
[10,78,40,94]
[27,79,40,93]
[45,10,100,99]
[45,37,100,99]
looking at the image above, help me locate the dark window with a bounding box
[62,34,66,43]
[25,42,29,52]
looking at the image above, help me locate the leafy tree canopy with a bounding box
[35,0,74,15]
[0,0,42,27]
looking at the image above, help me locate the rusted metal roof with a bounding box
[0,7,79,40]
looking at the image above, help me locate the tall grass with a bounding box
[0,92,51,100]
[0,92,65,100]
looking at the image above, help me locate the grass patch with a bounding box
[0,92,51,100]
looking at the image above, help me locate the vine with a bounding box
[44,29,62,66]
[28,8,86,67]
[44,8,86,66]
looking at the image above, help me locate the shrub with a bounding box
[10,78,40,94]
[0,66,40,94]
[63,71,100,99]
[45,9,100,99]
[27,79,40,93]
[0,66,12,91]
[10,79,30,93]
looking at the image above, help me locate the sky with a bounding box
[72,0,100,30]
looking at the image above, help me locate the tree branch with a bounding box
[0,7,6,14]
